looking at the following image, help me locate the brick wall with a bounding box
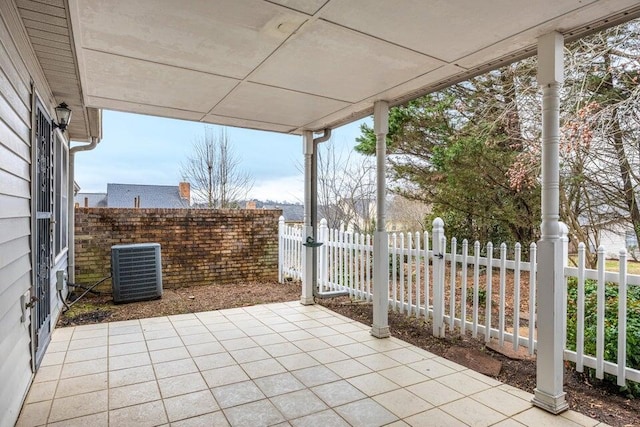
[74,208,281,290]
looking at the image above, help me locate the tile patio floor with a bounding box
[17,302,607,427]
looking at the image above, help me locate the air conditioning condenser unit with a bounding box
[111,243,163,303]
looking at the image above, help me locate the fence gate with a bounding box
[34,101,53,367]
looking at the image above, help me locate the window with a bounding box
[54,133,68,258]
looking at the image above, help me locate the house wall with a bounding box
[74,208,281,290]
[0,2,65,426]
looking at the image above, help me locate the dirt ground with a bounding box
[58,282,639,427]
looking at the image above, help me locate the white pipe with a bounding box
[68,137,99,283]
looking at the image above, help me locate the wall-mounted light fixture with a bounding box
[53,102,72,132]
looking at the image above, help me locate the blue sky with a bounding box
[74,110,371,203]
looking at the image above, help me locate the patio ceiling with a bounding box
[21,0,640,138]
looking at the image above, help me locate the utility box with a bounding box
[111,243,162,303]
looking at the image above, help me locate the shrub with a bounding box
[566,277,640,396]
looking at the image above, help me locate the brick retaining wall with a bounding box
[74,208,281,290]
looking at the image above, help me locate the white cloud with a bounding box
[248,175,303,203]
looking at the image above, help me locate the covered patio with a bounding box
[17,302,602,427]
[5,0,640,425]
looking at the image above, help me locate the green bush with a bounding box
[566,277,640,396]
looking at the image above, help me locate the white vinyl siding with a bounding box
[0,2,58,425]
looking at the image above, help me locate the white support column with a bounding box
[371,101,390,338]
[532,31,569,414]
[301,130,315,305]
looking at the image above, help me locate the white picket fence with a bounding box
[278,216,640,386]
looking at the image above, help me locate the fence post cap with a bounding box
[432,217,444,229]
[279,215,285,222]
[320,218,327,226]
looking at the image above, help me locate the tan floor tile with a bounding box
[320,334,357,347]
[464,367,503,386]
[308,348,350,364]
[221,337,258,351]
[561,410,601,427]
[295,319,325,329]
[276,353,320,371]
[140,316,171,325]
[230,346,271,363]
[25,380,57,403]
[171,411,230,427]
[16,400,51,427]
[498,384,535,401]
[206,322,237,334]
[344,330,378,342]
[337,342,378,358]
[242,326,274,336]
[212,380,266,408]
[407,379,464,406]
[56,372,108,398]
[290,409,349,427]
[109,364,156,388]
[347,372,400,396]
[158,372,208,398]
[379,365,429,387]
[362,338,406,352]
[408,358,457,379]
[223,399,285,427]
[108,341,147,356]
[441,397,507,427]
[46,341,69,353]
[68,336,109,350]
[72,328,107,340]
[358,353,402,371]
[51,327,74,341]
[48,411,108,427]
[109,380,160,409]
[471,387,532,416]
[164,389,219,422]
[326,359,372,379]
[492,419,527,427]
[109,352,151,371]
[40,351,65,367]
[281,330,315,341]
[437,371,493,394]
[168,313,198,321]
[109,325,142,336]
[384,347,432,364]
[514,408,583,427]
[33,364,62,383]
[180,332,217,345]
[385,421,410,427]
[241,358,287,379]
[146,336,183,351]
[250,333,287,346]
[291,365,340,387]
[149,346,190,364]
[270,322,300,333]
[373,388,432,418]
[405,408,467,427]
[193,352,236,371]
[262,342,302,357]
[187,341,225,357]
[307,326,341,338]
[201,365,250,388]
[335,398,398,427]
[108,399,167,427]
[65,346,107,363]
[271,389,328,419]
[48,389,107,423]
[312,380,366,406]
[293,338,331,352]
[176,325,210,336]
[254,372,305,397]
[107,333,144,345]
[60,358,108,379]
[153,357,198,379]
[331,322,365,333]
[143,328,178,340]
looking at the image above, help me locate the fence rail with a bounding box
[278,216,640,386]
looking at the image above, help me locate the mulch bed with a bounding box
[57,282,639,426]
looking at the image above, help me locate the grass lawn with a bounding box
[569,256,640,275]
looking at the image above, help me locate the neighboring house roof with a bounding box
[107,183,190,208]
[74,192,107,208]
[261,202,304,222]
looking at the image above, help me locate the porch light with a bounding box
[53,102,72,132]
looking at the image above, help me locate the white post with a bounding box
[532,31,569,414]
[301,131,315,305]
[319,218,328,290]
[278,216,285,283]
[432,217,445,337]
[371,101,390,338]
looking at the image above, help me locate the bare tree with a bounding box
[315,139,377,233]
[181,127,253,208]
